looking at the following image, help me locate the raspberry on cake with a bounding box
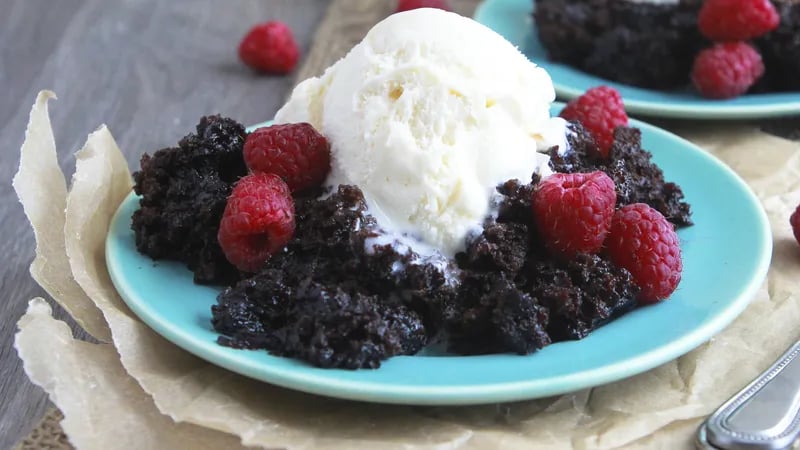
[532,171,616,258]
[243,123,331,192]
[559,86,628,158]
[218,173,296,273]
[606,203,682,303]
[698,0,780,41]
[691,42,765,99]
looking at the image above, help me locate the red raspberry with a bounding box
[396,0,450,12]
[698,0,780,41]
[605,203,682,304]
[691,42,765,99]
[244,123,331,192]
[559,86,628,158]
[790,204,800,246]
[532,171,616,258]
[238,21,299,74]
[218,173,295,273]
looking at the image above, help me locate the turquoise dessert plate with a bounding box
[474,0,800,119]
[106,110,771,405]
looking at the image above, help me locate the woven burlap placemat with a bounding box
[14,0,798,448]
[16,409,70,450]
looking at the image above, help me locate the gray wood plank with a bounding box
[0,1,329,447]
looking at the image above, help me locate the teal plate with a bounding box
[107,110,771,405]
[474,0,800,119]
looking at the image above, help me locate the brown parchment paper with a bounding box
[14,298,247,450]
[12,91,111,342]
[12,0,800,448]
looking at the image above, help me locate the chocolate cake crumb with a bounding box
[495,179,537,225]
[213,185,449,368]
[534,0,612,67]
[526,254,639,340]
[132,115,247,284]
[535,0,705,90]
[279,286,427,369]
[446,273,551,355]
[460,222,529,274]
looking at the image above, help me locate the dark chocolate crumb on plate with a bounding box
[213,185,438,369]
[132,115,247,284]
[534,0,705,90]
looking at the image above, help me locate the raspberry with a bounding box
[396,0,450,12]
[691,42,765,99]
[244,123,331,192]
[218,173,295,273]
[559,86,628,158]
[238,21,299,74]
[790,204,800,246]
[605,203,682,304]
[698,0,780,41]
[532,171,616,258]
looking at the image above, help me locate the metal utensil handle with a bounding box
[703,339,800,450]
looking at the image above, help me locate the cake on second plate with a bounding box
[533,0,800,93]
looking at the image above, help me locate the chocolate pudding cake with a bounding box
[132,115,692,369]
[534,0,800,92]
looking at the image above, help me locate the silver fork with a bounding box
[696,339,800,449]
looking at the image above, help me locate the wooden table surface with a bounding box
[0,1,328,447]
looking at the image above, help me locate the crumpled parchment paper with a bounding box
[12,80,800,450]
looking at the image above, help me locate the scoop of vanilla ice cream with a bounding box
[275,8,565,256]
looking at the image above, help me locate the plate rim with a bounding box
[473,0,800,119]
[106,111,772,405]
